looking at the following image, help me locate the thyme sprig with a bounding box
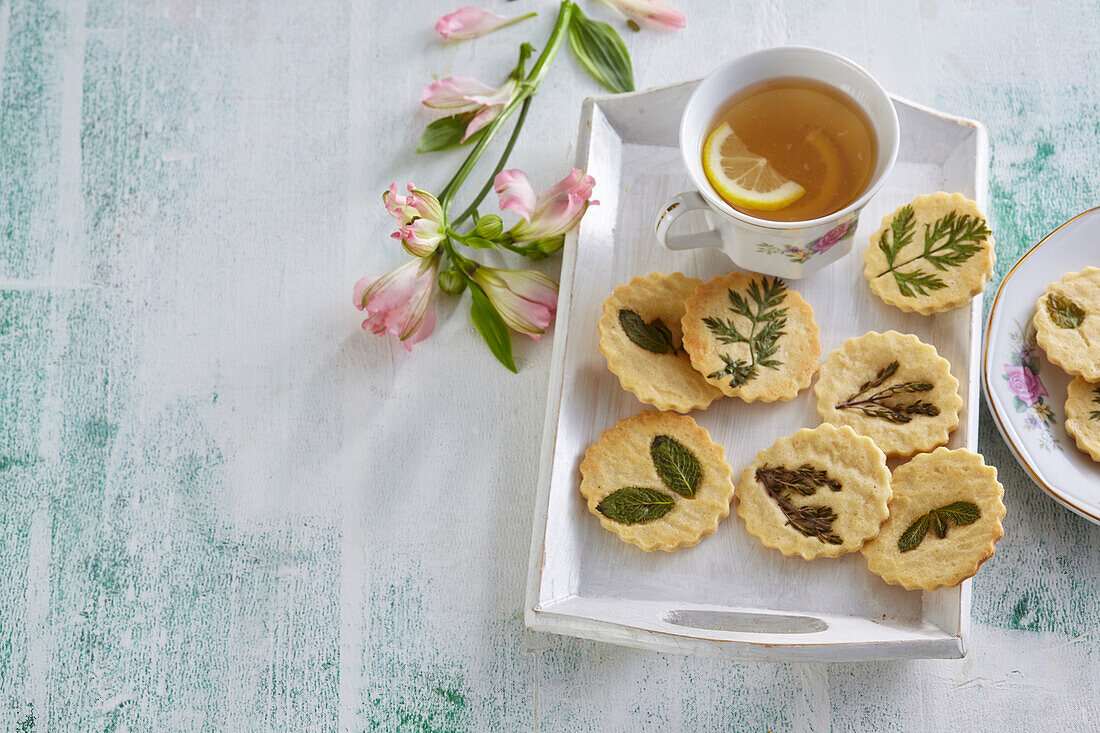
[755,464,843,545]
[835,361,940,424]
[703,277,788,387]
[875,205,991,297]
[1089,385,1100,422]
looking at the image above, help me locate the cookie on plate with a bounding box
[862,192,995,315]
[862,448,1005,591]
[735,424,891,560]
[598,272,723,413]
[814,331,962,457]
[1064,376,1100,462]
[579,410,734,552]
[681,272,820,402]
[1032,266,1100,381]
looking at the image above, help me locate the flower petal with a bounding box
[494,169,537,220]
[435,6,535,40]
[421,76,498,110]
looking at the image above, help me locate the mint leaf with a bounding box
[1046,293,1086,329]
[898,512,930,553]
[936,501,981,526]
[650,435,701,498]
[596,487,674,524]
[619,309,677,354]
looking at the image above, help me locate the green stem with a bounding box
[452,95,533,229]
[439,0,575,218]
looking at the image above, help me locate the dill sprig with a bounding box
[703,277,788,388]
[875,206,991,297]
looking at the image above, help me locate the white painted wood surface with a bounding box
[2,0,1099,729]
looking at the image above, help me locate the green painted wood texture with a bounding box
[2,0,1098,730]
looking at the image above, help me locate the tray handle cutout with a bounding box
[662,609,828,635]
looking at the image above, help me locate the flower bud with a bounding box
[473,214,504,240]
[535,236,565,255]
[437,267,466,295]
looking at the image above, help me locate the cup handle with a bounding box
[654,191,725,251]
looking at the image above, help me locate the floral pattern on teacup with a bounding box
[1003,319,1060,451]
[755,218,858,263]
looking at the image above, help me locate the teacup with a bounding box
[654,46,900,279]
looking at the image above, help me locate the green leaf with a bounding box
[596,486,674,524]
[464,236,497,249]
[703,277,787,387]
[468,281,517,373]
[893,269,946,297]
[568,7,635,94]
[878,204,915,267]
[936,501,981,526]
[931,511,948,539]
[650,435,701,498]
[1046,292,1086,329]
[618,309,677,354]
[898,512,931,553]
[416,115,485,154]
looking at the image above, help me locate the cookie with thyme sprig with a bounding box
[681,271,820,402]
[814,331,962,457]
[736,424,892,560]
[862,192,995,315]
[1033,266,1100,381]
[598,273,723,413]
[1064,376,1100,462]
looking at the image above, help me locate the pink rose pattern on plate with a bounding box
[756,218,858,263]
[1003,319,1061,451]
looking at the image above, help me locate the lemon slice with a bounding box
[702,123,805,211]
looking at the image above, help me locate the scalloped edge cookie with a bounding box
[735,424,891,560]
[681,271,820,402]
[862,448,1005,591]
[1033,266,1100,381]
[579,410,735,552]
[1065,376,1100,462]
[598,272,722,413]
[862,192,995,315]
[814,330,962,457]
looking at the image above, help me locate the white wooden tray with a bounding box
[525,81,988,661]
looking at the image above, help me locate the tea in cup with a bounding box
[655,47,900,278]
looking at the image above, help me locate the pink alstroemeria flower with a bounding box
[354,252,441,350]
[471,266,558,340]
[436,6,537,40]
[597,0,685,30]
[494,168,598,242]
[422,75,520,141]
[383,183,445,257]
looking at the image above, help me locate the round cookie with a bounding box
[1032,266,1100,381]
[735,424,891,560]
[598,272,723,413]
[579,411,734,552]
[681,271,820,402]
[814,331,962,457]
[862,448,1005,591]
[862,192,995,315]
[1064,376,1100,462]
